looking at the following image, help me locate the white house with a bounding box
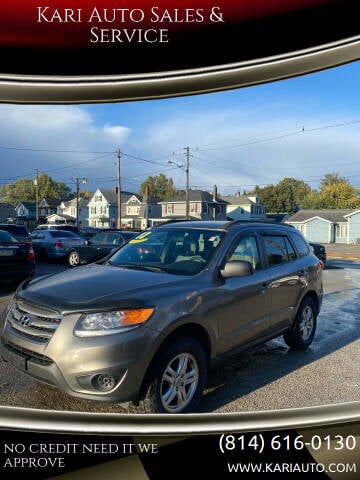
[46,197,89,226]
[87,188,136,228]
[220,192,267,220]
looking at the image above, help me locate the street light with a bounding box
[71,177,88,229]
[167,157,190,220]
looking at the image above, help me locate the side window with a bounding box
[289,232,310,257]
[263,235,293,266]
[228,236,261,271]
[91,233,106,244]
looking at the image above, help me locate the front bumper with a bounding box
[0,304,159,403]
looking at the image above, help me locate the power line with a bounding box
[196,119,360,152]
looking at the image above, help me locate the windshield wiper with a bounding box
[113,263,166,272]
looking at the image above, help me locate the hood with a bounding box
[17,263,194,312]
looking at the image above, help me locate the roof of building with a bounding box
[96,189,138,205]
[16,202,36,210]
[62,197,88,208]
[220,194,263,206]
[160,190,227,204]
[287,209,353,223]
[266,213,290,222]
[40,198,62,207]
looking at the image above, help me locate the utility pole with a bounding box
[34,169,39,224]
[116,148,122,229]
[72,177,88,229]
[185,146,190,220]
[145,184,149,229]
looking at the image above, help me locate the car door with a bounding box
[215,233,272,355]
[260,233,303,329]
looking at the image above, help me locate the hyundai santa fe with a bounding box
[0,221,323,413]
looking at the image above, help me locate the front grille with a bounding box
[5,302,62,344]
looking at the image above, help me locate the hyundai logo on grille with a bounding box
[17,314,32,327]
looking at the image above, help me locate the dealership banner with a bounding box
[1,0,360,101]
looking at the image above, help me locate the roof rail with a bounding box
[154,219,194,227]
[224,219,289,228]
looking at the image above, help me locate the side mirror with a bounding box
[221,260,254,278]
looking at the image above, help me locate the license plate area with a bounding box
[0,249,15,256]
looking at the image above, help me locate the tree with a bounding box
[318,182,359,209]
[319,173,348,191]
[79,189,94,200]
[253,178,313,213]
[0,173,71,203]
[140,174,176,200]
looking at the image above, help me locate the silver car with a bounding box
[1,221,323,413]
[30,230,85,260]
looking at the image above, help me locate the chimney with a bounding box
[235,190,241,197]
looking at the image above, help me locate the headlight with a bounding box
[74,308,154,337]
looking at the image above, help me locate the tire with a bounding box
[284,297,317,350]
[68,250,81,267]
[136,338,207,414]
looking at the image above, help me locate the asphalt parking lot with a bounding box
[0,256,359,414]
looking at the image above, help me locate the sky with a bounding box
[1,58,360,197]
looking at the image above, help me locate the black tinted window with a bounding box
[0,230,17,242]
[289,232,309,257]
[263,235,293,266]
[285,237,296,261]
[0,225,28,237]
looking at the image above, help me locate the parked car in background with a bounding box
[0,224,30,243]
[77,226,102,240]
[0,229,35,284]
[309,242,326,265]
[1,221,323,413]
[33,224,80,235]
[67,230,138,266]
[30,230,86,260]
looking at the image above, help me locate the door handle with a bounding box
[259,281,269,292]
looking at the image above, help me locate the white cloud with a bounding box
[1,101,360,196]
[0,105,130,191]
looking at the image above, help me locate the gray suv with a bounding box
[0,221,323,413]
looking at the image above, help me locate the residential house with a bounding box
[38,198,60,219]
[46,197,89,226]
[15,202,37,231]
[160,189,227,221]
[87,188,137,228]
[0,203,16,223]
[122,194,162,230]
[286,209,355,243]
[220,192,267,221]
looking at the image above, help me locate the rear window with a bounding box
[0,230,17,242]
[289,232,310,257]
[0,225,28,235]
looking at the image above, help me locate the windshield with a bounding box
[108,227,225,275]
